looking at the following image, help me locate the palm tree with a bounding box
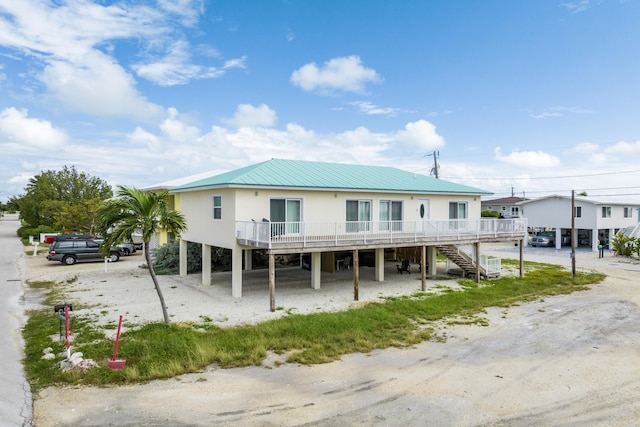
[97,186,187,326]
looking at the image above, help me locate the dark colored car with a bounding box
[46,235,122,265]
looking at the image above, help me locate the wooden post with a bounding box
[475,242,480,284]
[421,245,426,291]
[519,239,524,277]
[353,249,359,301]
[269,251,275,312]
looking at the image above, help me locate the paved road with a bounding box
[0,214,33,427]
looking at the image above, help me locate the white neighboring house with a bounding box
[481,196,528,218]
[518,195,640,251]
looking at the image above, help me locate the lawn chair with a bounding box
[396,259,411,274]
[343,255,351,270]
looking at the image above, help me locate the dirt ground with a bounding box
[24,245,640,426]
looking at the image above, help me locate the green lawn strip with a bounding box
[23,263,605,392]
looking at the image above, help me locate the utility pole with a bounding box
[571,190,576,277]
[428,151,440,178]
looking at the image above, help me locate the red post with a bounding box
[112,315,123,361]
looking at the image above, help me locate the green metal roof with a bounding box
[172,159,491,195]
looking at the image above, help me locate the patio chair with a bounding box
[396,259,411,274]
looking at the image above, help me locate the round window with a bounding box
[420,204,425,219]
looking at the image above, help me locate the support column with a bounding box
[427,246,437,277]
[353,249,359,301]
[231,246,243,298]
[555,228,562,250]
[179,239,187,277]
[421,246,426,292]
[591,229,599,252]
[244,249,253,270]
[311,252,321,289]
[475,242,480,284]
[269,251,275,312]
[374,248,385,282]
[202,243,211,286]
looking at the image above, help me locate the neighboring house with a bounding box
[171,159,528,307]
[518,195,640,251]
[481,196,528,218]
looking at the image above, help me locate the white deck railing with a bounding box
[236,218,527,249]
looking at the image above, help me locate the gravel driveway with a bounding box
[25,243,640,426]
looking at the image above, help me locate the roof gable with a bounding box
[173,159,491,195]
[482,196,528,205]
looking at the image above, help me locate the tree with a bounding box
[97,186,187,327]
[11,166,112,231]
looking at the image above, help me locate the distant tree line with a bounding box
[10,166,112,239]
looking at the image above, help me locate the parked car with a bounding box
[117,242,136,255]
[94,239,135,256]
[46,235,122,265]
[531,232,555,247]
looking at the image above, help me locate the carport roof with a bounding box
[171,158,492,195]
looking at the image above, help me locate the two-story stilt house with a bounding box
[171,159,528,310]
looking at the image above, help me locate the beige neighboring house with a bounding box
[518,195,640,251]
[481,196,528,218]
[171,159,528,309]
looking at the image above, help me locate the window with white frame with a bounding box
[346,199,371,232]
[511,206,519,217]
[212,195,222,220]
[380,200,403,231]
[624,207,633,218]
[449,201,468,230]
[270,198,301,234]
[449,201,468,219]
[574,206,582,218]
[601,206,611,218]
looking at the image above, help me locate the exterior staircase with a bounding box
[436,245,500,278]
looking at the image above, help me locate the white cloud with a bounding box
[222,104,277,128]
[394,120,445,151]
[494,147,561,168]
[0,0,238,119]
[349,101,402,117]
[132,40,247,86]
[127,126,162,152]
[604,140,640,155]
[529,106,593,119]
[157,0,204,26]
[290,55,381,94]
[570,141,599,153]
[159,108,201,143]
[0,107,67,149]
[587,153,609,165]
[8,172,33,186]
[41,52,165,121]
[560,1,591,14]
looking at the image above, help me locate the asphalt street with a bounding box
[0,214,33,427]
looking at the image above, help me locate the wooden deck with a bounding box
[237,218,527,254]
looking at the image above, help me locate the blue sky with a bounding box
[1,0,640,204]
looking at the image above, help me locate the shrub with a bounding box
[610,232,637,257]
[17,225,58,240]
[151,242,269,275]
[481,210,500,218]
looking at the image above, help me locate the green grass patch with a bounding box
[23,264,605,392]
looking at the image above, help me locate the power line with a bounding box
[444,168,640,181]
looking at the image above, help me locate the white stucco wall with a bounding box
[175,187,483,249]
[520,196,639,231]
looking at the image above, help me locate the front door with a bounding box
[417,199,430,233]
